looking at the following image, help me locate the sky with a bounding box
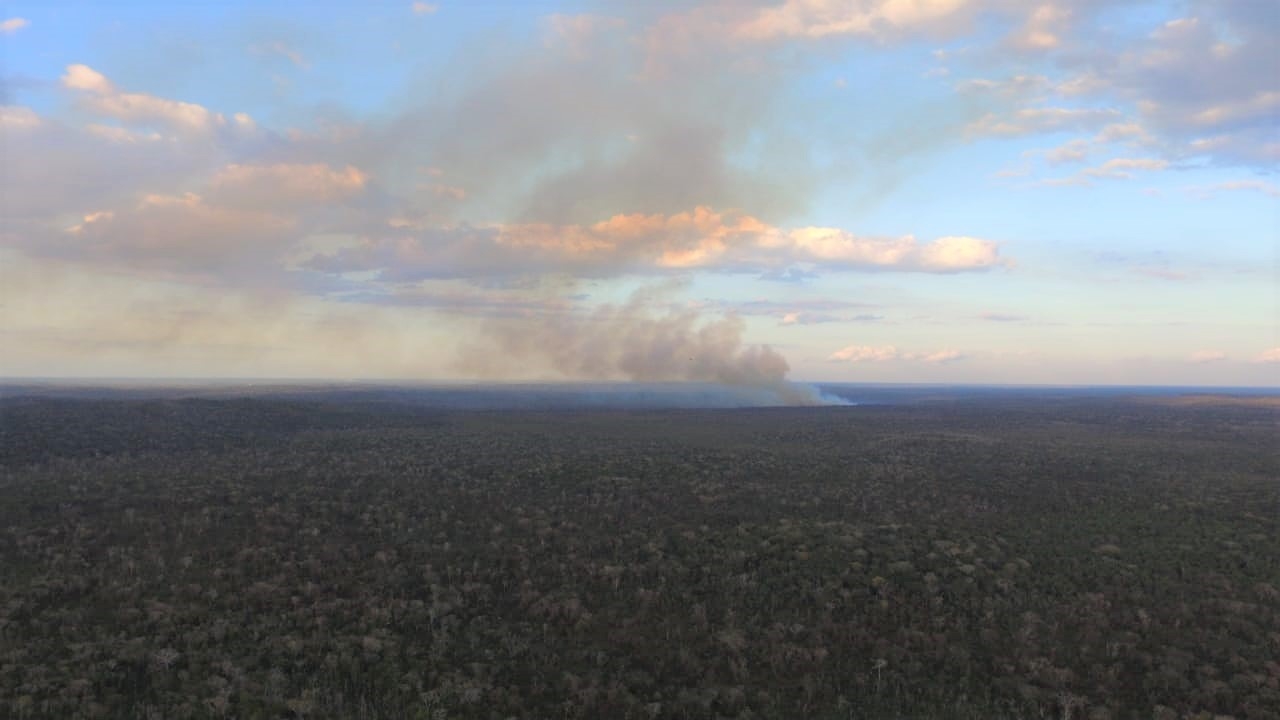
[1,0,1276,388]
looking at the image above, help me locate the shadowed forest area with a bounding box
[1,391,1277,719]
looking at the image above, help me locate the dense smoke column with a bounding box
[457,290,835,405]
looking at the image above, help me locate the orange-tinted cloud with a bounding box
[306,206,1005,281]
[61,64,254,135]
[734,0,974,40]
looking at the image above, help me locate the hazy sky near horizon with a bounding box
[1,0,1276,385]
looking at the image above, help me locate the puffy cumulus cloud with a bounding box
[0,17,29,35]
[61,64,254,136]
[828,344,964,363]
[1188,350,1227,364]
[304,206,1006,281]
[787,228,1004,271]
[62,64,114,94]
[733,0,977,41]
[1256,348,1280,364]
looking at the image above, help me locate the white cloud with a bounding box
[829,344,900,362]
[956,74,1051,99]
[914,349,964,363]
[0,105,40,130]
[1082,157,1168,179]
[0,17,28,34]
[778,311,851,325]
[63,64,115,94]
[734,0,975,40]
[944,4,1277,169]
[828,345,964,363]
[0,102,242,223]
[412,2,438,15]
[303,206,1007,281]
[785,228,1003,272]
[61,64,252,135]
[1008,4,1069,51]
[967,107,1122,138]
[1037,155,1171,186]
[1185,90,1280,128]
[1105,10,1278,166]
[1256,348,1280,364]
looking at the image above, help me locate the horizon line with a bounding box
[2,377,1277,392]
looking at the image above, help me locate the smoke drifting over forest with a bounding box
[459,288,842,406]
[4,1,1271,385]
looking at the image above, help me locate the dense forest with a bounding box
[1,391,1277,719]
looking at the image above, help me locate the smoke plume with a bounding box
[457,286,840,406]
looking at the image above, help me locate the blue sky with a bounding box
[1,0,1276,387]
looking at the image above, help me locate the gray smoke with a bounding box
[457,286,844,406]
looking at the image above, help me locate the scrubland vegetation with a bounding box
[1,393,1277,719]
